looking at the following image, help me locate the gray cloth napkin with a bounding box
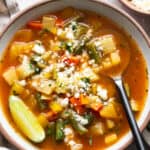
[0,0,18,15]
[0,0,19,33]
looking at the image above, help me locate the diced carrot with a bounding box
[90,102,103,111]
[56,18,64,26]
[75,106,86,115]
[63,57,80,66]
[70,97,81,106]
[27,21,42,30]
[44,111,57,121]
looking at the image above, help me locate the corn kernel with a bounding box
[49,101,63,113]
[38,114,49,128]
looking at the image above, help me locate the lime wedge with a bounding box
[9,95,45,143]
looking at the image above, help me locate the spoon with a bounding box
[111,75,150,150]
[99,44,150,149]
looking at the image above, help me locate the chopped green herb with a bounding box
[13,90,19,96]
[66,43,73,53]
[81,77,90,84]
[29,59,41,74]
[59,83,63,87]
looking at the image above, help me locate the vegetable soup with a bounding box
[0,7,148,150]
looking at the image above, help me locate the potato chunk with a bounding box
[3,67,18,85]
[110,51,120,65]
[106,119,115,129]
[100,102,118,119]
[9,42,34,60]
[31,77,55,95]
[11,81,24,95]
[90,122,106,136]
[16,56,34,79]
[130,99,140,111]
[42,16,56,34]
[105,133,117,144]
[100,35,116,55]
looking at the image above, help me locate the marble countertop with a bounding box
[0,0,149,149]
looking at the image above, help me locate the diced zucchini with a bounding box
[110,51,120,66]
[74,29,92,55]
[106,119,115,129]
[3,67,18,85]
[90,122,105,136]
[130,99,140,111]
[99,35,116,55]
[9,95,45,143]
[86,43,100,63]
[16,56,34,79]
[74,23,89,38]
[100,102,118,119]
[105,133,117,144]
[42,16,57,34]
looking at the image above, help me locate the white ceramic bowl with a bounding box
[0,0,150,150]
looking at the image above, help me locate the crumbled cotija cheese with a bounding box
[130,0,150,12]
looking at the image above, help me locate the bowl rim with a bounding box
[1,0,149,46]
[119,0,150,15]
[0,0,150,150]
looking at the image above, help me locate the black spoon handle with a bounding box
[115,79,150,150]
